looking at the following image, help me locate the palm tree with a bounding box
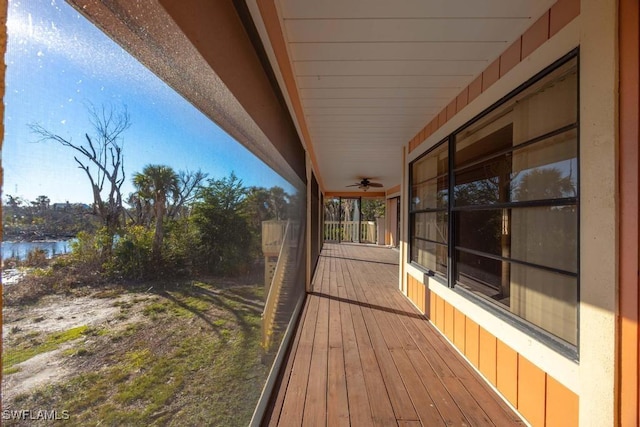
[133,164,179,258]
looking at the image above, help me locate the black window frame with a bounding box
[408,48,580,359]
[409,138,450,279]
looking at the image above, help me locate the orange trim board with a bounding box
[256,0,324,192]
[324,191,386,198]
[618,0,640,424]
[386,185,401,195]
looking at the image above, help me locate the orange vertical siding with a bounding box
[517,355,546,426]
[496,340,519,406]
[436,294,445,331]
[468,75,483,103]
[446,99,457,121]
[444,302,455,341]
[425,296,579,425]
[465,318,480,368]
[500,39,522,77]
[438,110,447,128]
[546,376,579,427]
[425,120,434,140]
[406,275,427,314]
[453,309,466,352]
[409,276,415,303]
[482,58,500,91]
[522,11,550,59]
[478,327,497,385]
[549,0,580,37]
[456,87,469,113]
[429,288,436,321]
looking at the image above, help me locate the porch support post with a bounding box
[358,196,362,243]
[400,146,407,293]
[306,152,312,293]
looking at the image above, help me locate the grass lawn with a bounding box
[3,280,270,426]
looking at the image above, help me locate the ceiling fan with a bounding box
[346,178,383,191]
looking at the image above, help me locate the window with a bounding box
[409,53,579,348]
[3,1,306,424]
[410,141,449,276]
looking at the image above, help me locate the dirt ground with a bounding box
[1,267,269,426]
[2,292,143,402]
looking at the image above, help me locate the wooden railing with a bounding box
[262,221,291,350]
[323,220,376,243]
[262,220,288,256]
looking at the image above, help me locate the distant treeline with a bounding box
[3,195,99,241]
[3,171,301,279]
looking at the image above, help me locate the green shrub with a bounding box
[107,226,154,279]
[163,218,200,274]
[70,227,113,269]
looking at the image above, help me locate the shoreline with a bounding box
[2,238,74,244]
[2,236,76,244]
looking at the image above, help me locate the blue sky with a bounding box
[4,0,294,204]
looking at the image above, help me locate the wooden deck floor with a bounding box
[263,243,524,426]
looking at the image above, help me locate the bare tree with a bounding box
[167,169,208,219]
[29,103,131,241]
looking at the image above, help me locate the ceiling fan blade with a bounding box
[345,184,360,187]
[368,183,383,187]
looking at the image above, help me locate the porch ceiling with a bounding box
[249,0,555,193]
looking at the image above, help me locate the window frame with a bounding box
[409,138,450,278]
[408,48,580,358]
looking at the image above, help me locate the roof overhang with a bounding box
[247,0,556,194]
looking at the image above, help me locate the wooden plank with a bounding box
[337,268,374,426]
[410,317,523,425]
[405,347,471,426]
[266,250,328,425]
[343,253,397,426]
[265,298,308,427]
[349,246,521,425]
[358,341,399,426]
[355,263,419,354]
[378,281,517,425]
[328,258,343,349]
[347,259,419,422]
[326,260,349,426]
[278,294,320,425]
[327,347,350,427]
[400,318,495,425]
[267,243,523,426]
[389,347,446,425]
[302,267,330,426]
[364,269,473,427]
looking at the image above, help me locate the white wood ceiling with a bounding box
[259,0,556,192]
